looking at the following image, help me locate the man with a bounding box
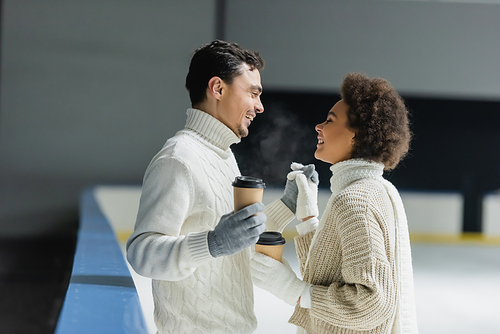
[126,40,267,333]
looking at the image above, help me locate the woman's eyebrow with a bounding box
[328,111,337,118]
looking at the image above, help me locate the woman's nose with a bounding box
[315,122,323,132]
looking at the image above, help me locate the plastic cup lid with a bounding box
[256,231,286,246]
[232,176,266,189]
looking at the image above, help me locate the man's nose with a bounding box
[255,99,264,113]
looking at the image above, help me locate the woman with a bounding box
[251,73,418,333]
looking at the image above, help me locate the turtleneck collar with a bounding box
[185,108,241,150]
[329,159,385,196]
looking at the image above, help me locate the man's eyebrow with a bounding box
[250,85,263,93]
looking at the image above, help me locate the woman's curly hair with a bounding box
[341,73,412,170]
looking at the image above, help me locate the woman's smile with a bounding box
[314,100,355,165]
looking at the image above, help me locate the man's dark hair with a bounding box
[341,72,412,170]
[185,40,264,107]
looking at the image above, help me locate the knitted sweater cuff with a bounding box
[294,230,315,264]
[186,230,214,267]
[284,278,311,306]
[296,217,319,236]
[263,199,295,233]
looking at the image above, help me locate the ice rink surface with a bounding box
[121,241,500,334]
[99,186,500,333]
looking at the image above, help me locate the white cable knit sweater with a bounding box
[126,108,258,334]
[288,159,418,334]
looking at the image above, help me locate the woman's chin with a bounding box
[314,151,331,164]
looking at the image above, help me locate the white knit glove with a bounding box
[250,252,311,306]
[287,163,319,221]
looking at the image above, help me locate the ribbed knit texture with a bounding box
[127,109,257,334]
[288,159,418,334]
[264,199,295,233]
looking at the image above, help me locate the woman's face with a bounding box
[314,100,356,165]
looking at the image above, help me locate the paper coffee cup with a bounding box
[255,232,286,262]
[232,176,265,212]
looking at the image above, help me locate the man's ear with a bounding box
[207,76,224,100]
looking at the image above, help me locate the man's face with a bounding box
[217,63,264,138]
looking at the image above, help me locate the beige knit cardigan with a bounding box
[288,159,418,334]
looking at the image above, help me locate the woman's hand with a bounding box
[250,252,310,306]
[286,163,319,221]
[281,162,319,216]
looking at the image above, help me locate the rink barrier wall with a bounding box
[55,188,148,334]
[106,186,500,247]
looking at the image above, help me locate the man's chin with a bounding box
[237,126,249,138]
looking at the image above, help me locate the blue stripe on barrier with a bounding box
[55,188,148,334]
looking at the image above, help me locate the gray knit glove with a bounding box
[208,202,266,258]
[280,163,319,214]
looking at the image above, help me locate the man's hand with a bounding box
[208,202,266,258]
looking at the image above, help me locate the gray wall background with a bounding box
[226,0,500,100]
[0,0,215,237]
[1,0,499,237]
